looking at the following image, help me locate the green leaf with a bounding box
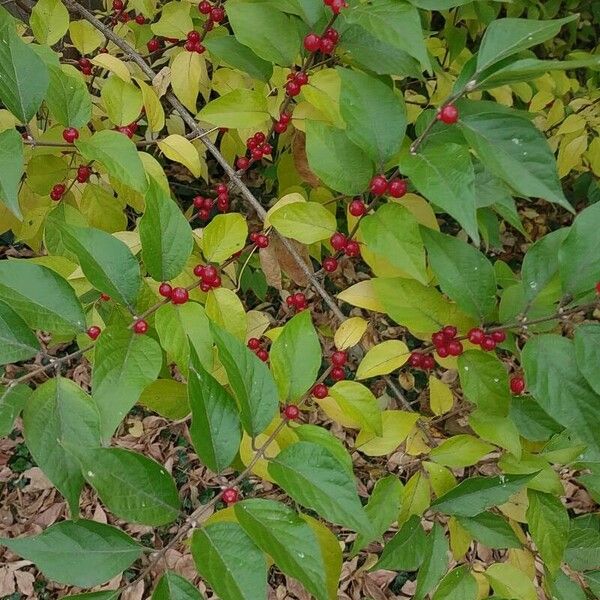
[342,0,431,70]
[457,512,521,549]
[359,203,427,284]
[152,571,205,600]
[100,75,143,127]
[140,177,193,281]
[294,424,354,474]
[63,592,120,600]
[0,384,30,437]
[191,522,268,600]
[0,7,49,122]
[212,324,278,437]
[75,130,148,194]
[458,351,511,417]
[0,260,85,335]
[269,200,338,244]
[458,108,571,212]
[198,89,270,129]
[268,441,372,535]
[352,475,403,554]
[328,380,383,435]
[510,396,562,442]
[432,565,478,600]
[203,35,273,82]
[575,324,600,396]
[51,222,140,309]
[522,335,600,457]
[0,128,23,219]
[150,0,192,39]
[226,2,300,66]
[399,141,479,243]
[421,228,496,321]
[485,563,536,600]
[547,570,588,600]
[188,347,241,473]
[270,310,321,403]
[92,326,162,441]
[305,121,374,196]
[430,435,495,468]
[526,489,569,574]
[0,300,40,364]
[235,499,336,600]
[469,410,522,460]
[0,520,141,587]
[476,16,578,72]
[375,515,427,571]
[431,472,536,517]
[23,377,100,515]
[202,213,248,264]
[565,520,600,571]
[414,523,450,600]
[337,67,406,164]
[46,65,91,128]
[139,379,189,420]
[80,447,180,526]
[558,202,600,298]
[30,0,68,45]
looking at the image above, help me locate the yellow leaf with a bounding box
[133,78,165,133]
[265,192,306,227]
[202,213,248,264]
[484,563,536,600]
[430,434,495,468]
[404,428,430,455]
[300,68,343,128]
[90,54,131,82]
[508,547,536,580]
[337,280,385,312]
[356,340,409,379]
[158,134,202,177]
[556,113,586,135]
[171,51,204,112]
[205,506,237,525]
[528,89,554,113]
[544,99,564,130]
[429,375,453,416]
[448,517,472,561]
[422,461,457,496]
[205,287,247,340]
[240,432,281,482]
[150,0,192,39]
[69,20,103,54]
[557,133,587,177]
[328,380,383,435]
[398,471,430,526]
[316,395,359,429]
[355,410,419,456]
[333,317,368,350]
[246,310,271,342]
[394,193,439,230]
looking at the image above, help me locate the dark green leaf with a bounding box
[565,524,600,571]
[374,515,427,571]
[421,228,496,321]
[270,310,321,403]
[546,570,587,600]
[188,347,241,473]
[415,523,449,600]
[509,396,562,442]
[139,379,189,420]
[0,383,30,437]
[305,121,374,195]
[268,441,372,535]
[294,424,353,474]
[0,520,141,586]
[457,512,521,549]
[203,35,273,81]
[212,324,278,437]
[575,324,600,396]
[0,261,85,335]
[152,571,205,600]
[139,177,193,282]
[23,377,100,514]
[191,522,268,600]
[46,65,92,128]
[0,300,40,364]
[0,128,24,219]
[431,472,536,517]
[432,565,478,600]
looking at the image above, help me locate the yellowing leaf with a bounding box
[448,517,472,561]
[587,137,600,177]
[171,51,203,112]
[398,471,430,526]
[556,113,586,135]
[355,411,419,456]
[198,89,270,129]
[205,288,247,341]
[327,380,383,435]
[150,0,192,39]
[395,193,439,230]
[134,78,165,133]
[90,54,131,82]
[269,201,337,244]
[557,134,587,177]
[202,213,248,264]
[337,280,385,312]
[158,134,202,177]
[334,317,368,351]
[430,434,495,468]
[246,310,271,341]
[429,376,453,416]
[240,432,281,482]
[422,461,457,497]
[356,340,409,379]
[484,563,536,600]
[264,192,306,227]
[69,20,104,54]
[31,0,69,46]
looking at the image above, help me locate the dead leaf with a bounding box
[272,236,313,287]
[292,131,320,187]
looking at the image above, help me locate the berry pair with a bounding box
[184,30,205,53]
[249,231,269,248]
[273,111,292,134]
[303,27,339,55]
[369,175,408,198]
[194,264,221,291]
[158,283,189,305]
[323,0,347,14]
[247,337,268,362]
[286,292,307,311]
[285,71,309,97]
[76,165,92,183]
[431,325,463,358]
[246,132,272,161]
[467,328,505,352]
[329,350,347,382]
[78,58,92,75]
[51,183,66,201]
[213,183,229,212]
[330,232,360,258]
[408,351,436,371]
[198,1,225,23]
[193,195,214,221]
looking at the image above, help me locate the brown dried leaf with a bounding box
[259,243,282,290]
[292,131,320,187]
[272,236,313,287]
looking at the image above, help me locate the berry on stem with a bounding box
[370,174,388,196]
[304,33,321,52]
[408,351,424,368]
[331,366,345,381]
[76,165,91,183]
[467,327,485,344]
[330,232,347,251]
[438,104,459,124]
[50,183,66,201]
[236,157,250,170]
[421,354,436,370]
[87,326,101,340]
[158,282,172,298]
[222,488,238,504]
[256,348,269,362]
[147,38,160,52]
[283,404,300,420]
[133,319,148,334]
[62,127,79,143]
[171,287,189,305]
[491,330,506,343]
[510,375,526,395]
[312,383,328,399]
[198,0,211,13]
[247,338,260,350]
[322,257,338,272]
[480,336,496,351]
[331,350,347,367]
[344,240,360,257]
[442,325,457,339]
[387,178,407,198]
[100,293,111,301]
[349,198,366,217]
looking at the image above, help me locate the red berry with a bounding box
[118,11,130,22]
[447,340,463,356]
[203,197,214,210]
[247,137,258,150]
[255,234,269,248]
[442,325,457,339]
[247,337,260,350]
[510,375,526,395]
[133,319,148,334]
[253,132,266,144]
[159,282,172,298]
[222,487,238,504]
[329,0,347,14]
[369,174,388,196]
[408,351,424,368]
[260,143,272,155]
[184,41,196,52]
[387,178,408,198]
[294,71,309,86]
[286,81,301,97]
[217,198,229,213]
[251,147,263,161]
[322,257,338,272]
[480,336,496,351]
[210,6,225,22]
[99,47,108,53]
[438,104,459,124]
[193,196,204,209]
[62,127,79,143]
[349,198,366,217]
[198,208,210,220]
[286,296,295,307]
[319,37,335,54]
[118,126,134,138]
[324,27,339,43]
[87,326,101,340]
[312,383,328,399]
[100,293,111,301]
[256,348,269,362]
[491,330,506,343]
[344,240,360,257]
[596,282,600,295]
[304,33,321,52]
[436,345,449,358]
[279,112,291,124]
[78,57,91,69]
[274,121,288,134]
[203,265,218,282]
[331,350,347,367]
[283,404,300,420]
[236,157,250,170]
[198,0,211,13]
[81,66,92,75]
[135,13,145,24]
[76,165,91,183]
[422,355,436,370]
[432,331,446,346]
[331,366,345,381]
[112,0,123,10]
[50,183,66,201]
[187,30,200,43]
[330,232,348,251]
[200,281,211,292]
[293,292,307,309]
[467,328,485,344]
[171,287,189,305]
[216,183,228,195]
[249,232,259,243]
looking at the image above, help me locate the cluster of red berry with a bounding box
[329,350,347,382]
[193,264,222,291]
[245,132,273,162]
[330,232,360,257]
[247,337,269,362]
[408,351,436,371]
[285,70,309,97]
[249,231,269,249]
[198,1,225,23]
[193,195,215,221]
[212,182,230,213]
[78,57,93,75]
[369,174,408,197]
[324,0,348,14]
[466,327,506,351]
[510,375,525,395]
[303,27,339,55]
[431,325,464,358]
[184,30,205,53]
[286,292,308,311]
[158,283,190,305]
